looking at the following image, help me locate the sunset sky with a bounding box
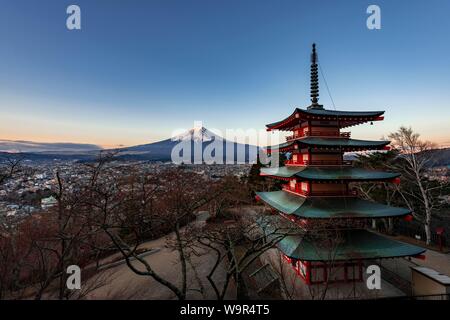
[0,0,449,148]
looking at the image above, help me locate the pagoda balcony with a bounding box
[285,134,303,141]
[282,185,358,197]
[286,131,351,141]
[285,159,353,166]
[304,131,351,138]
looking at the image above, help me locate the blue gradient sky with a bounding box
[0,0,449,147]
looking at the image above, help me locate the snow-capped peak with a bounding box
[171,126,220,142]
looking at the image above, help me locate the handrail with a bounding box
[285,159,353,166]
[282,186,358,197]
[286,131,351,141]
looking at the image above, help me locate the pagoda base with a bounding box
[282,253,363,285]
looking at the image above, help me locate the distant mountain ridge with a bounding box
[119,127,258,163]
[0,127,259,164]
[0,140,102,153]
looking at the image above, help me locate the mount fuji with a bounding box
[117,126,258,163]
[171,126,216,142]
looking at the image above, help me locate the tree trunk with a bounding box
[425,220,431,245]
[417,177,432,245]
[388,218,394,235]
[236,274,250,300]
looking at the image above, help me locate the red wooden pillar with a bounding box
[344,263,348,282]
[323,262,328,283]
[358,262,363,282]
[305,261,311,285]
[436,228,444,252]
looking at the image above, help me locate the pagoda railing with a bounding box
[282,186,358,197]
[285,159,352,166]
[286,131,351,141]
[286,134,302,141]
[278,213,368,233]
[304,131,351,138]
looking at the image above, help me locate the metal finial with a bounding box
[311,43,317,64]
[308,43,323,109]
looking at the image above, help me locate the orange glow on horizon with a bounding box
[1,133,449,150]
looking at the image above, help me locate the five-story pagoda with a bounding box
[256,44,425,285]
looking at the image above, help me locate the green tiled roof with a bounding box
[260,166,304,178]
[259,216,425,261]
[260,166,399,181]
[277,228,425,261]
[266,108,384,129]
[263,141,294,151]
[265,138,389,151]
[256,190,410,218]
[297,137,389,148]
[298,108,384,117]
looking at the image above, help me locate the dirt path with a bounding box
[85,212,235,300]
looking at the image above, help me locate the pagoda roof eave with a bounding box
[258,216,425,261]
[256,190,411,218]
[279,228,426,261]
[263,141,295,153]
[297,137,390,148]
[266,108,385,131]
[260,166,400,181]
[264,138,390,152]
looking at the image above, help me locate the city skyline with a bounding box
[1,0,450,148]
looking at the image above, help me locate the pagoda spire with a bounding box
[308,43,323,110]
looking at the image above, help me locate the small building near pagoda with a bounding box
[256,44,426,287]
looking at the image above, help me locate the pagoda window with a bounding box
[307,262,363,284]
[310,262,326,284]
[302,153,309,163]
[311,183,347,196]
[311,120,339,126]
[289,179,297,190]
[309,126,340,137]
[345,263,363,281]
[300,182,309,193]
[310,153,342,165]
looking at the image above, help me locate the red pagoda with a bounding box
[256,44,425,285]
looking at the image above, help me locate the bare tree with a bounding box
[264,249,304,300]
[0,156,22,185]
[183,213,296,300]
[85,164,234,300]
[0,153,117,300]
[354,151,400,234]
[389,126,444,244]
